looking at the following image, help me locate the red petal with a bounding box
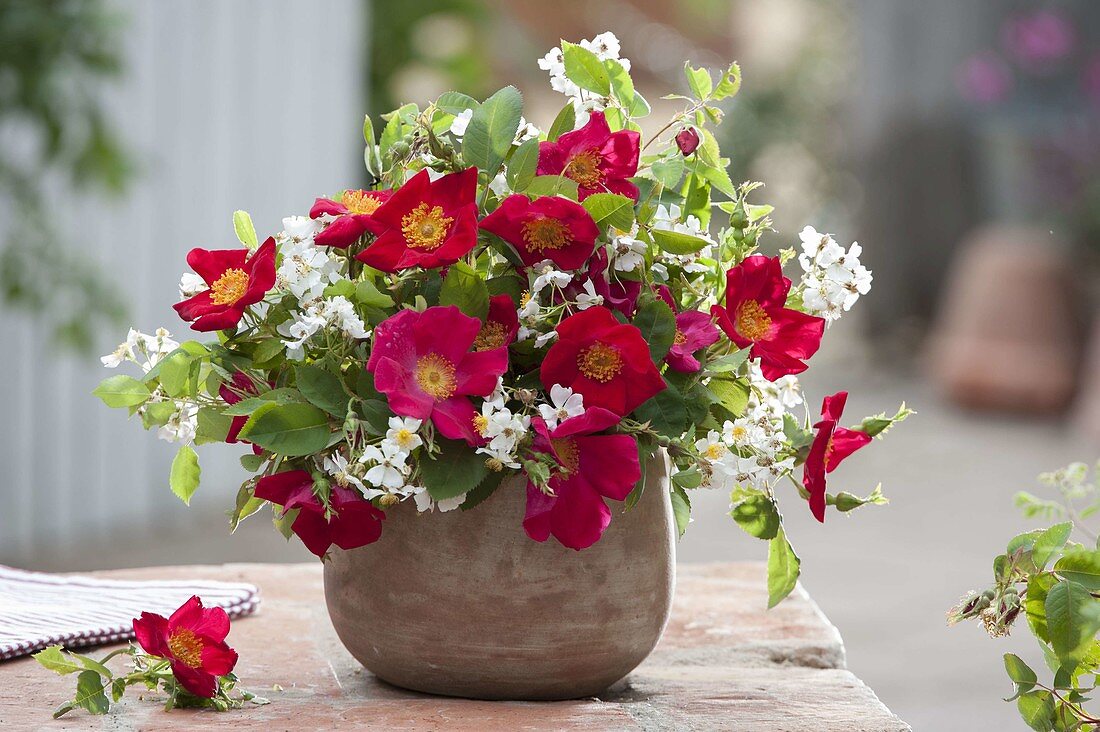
[172,662,218,698]
[186,248,248,285]
[549,479,612,550]
[430,397,480,445]
[254,470,314,507]
[309,197,348,218]
[132,612,170,657]
[199,641,238,676]
[826,427,872,472]
[190,306,246,332]
[315,216,369,248]
[551,407,621,438]
[522,482,555,542]
[290,510,335,558]
[575,434,640,500]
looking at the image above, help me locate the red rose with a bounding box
[310,189,392,248]
[802,391,872,522]
[541,306,665,415]
[357,168,479,272]
[479,194,599,270]
[173,238,276,332]
[474,294,520,351]
[675,127,701,156]
[254,471,386,557]
[132,596,238,699]
[523,407,640,550]
[711,255,824,380]
[537,111,640,201]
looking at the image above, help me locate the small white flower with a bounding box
[538,384,585,428]
[531,262,572,294]
[280,215,322,244]
[324,453,368,494]
[484,377,507,410]
[514,117,541,144]
[385,416,423,453]
[610,228,646,272]
[326,296,371,340]
[489,172,510,197]
[534,330,558,348]
[156,403,197,445]
[361,442,408,489]
[574,279,604,310]
[409,485,465,513]
[450,108,473,138]
[519,296,540,320]
[178,272,207,299]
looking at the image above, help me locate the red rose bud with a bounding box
[675,127,700,156]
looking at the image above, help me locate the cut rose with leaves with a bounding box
[802,391,872,522]
[541,305,665,416]
[711,255,824,381]
[367,306,508,445]
[173,238,277,332]
[132,596,238,699]
[254,470,386,557]
[523,407,640,550]
[479,194,599,270]
[309,189,393,248]
[537,111,640,201]
[357,168,478,272]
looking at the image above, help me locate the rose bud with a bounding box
[675,127,700,156]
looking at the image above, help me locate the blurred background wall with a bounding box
[1,1,1098,730]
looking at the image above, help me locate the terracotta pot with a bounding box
[323,451,675,700]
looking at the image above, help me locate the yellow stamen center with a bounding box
[519,291,532,308]
[550,437,580,474]
[401,202,453,250]
[576,341,623,383]
[210,268,250,306]
[705,443,726,460]
[521,217,571,254]
[563,149,604,188]
[167,628,203,668]
[673,329,687,346]
[729,425,747,441]
[342,190,383,216]
[473,414,490,436]
[415,353,457,400]
[473,321,508,351]
[735,300,772,341]
[394,428,416,448]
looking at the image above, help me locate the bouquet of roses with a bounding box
[95,32,908,606]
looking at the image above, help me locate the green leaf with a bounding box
[34,646,84,675]
[356,399,392,436]
[253,337,287,365]
[1045,579,1100,668]
[546,103,576,142]
[1016,690,1055,732]
[421,438,489,500]
[670,485,691,538]
[1026,572,1057,639]
[709,376,750,418]
[93,375,151,408]
[354,280,394,309]
[525,175,579,200]
[632,299,676,362]
[295,365,349,418]
[730,490,780,539]
[157,350,196,398]
[706,348,750,373]
[506,137,539,192]
[651,155,685,189]
[169,445,201,505]
[1004,653,1038,700]
[582,193,635,231]
[767,527,801,609]
[1054,549,1100,590]
[462,85,523,177]
[436,91,480,116]
[561,41,610,95]
[684,63,713,99]
[221,387,307,416]
[237,402,332,457]
[232,210,258,249]
[459,471,506,511]
[240,453,265,472]
[712,62,742,100]
[140,400,177,429]
[74,670,110,715]
[439,260,489,320]
[1033,522,1074,570]
[634,381,687,437]
[652,228,711,255]
[194,406,232,445]
[607,59,648,117]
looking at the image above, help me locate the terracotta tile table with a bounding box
[0,562,909,731]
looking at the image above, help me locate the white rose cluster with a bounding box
[797,226,872,323]
[538,31,630,124]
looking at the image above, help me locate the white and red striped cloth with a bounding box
[0,565,260,661]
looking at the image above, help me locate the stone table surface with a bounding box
[0,562,909,731]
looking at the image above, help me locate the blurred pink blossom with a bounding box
[1084,54,1100,105]
[956,52,1014,105]
[1001,9,1076,71]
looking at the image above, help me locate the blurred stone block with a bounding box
[928,225,1079,413]
[1073,319,1100,445]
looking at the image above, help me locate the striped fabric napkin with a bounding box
[0,565,260,661]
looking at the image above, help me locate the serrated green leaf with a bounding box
[1017,690,1055,731]
[712,62,742,100]
[684,63,712,99]
[546,103,576,142]
[1054,549,1100,590]
[1046,579,1100,668]
[354,280,394,309]
[650,155,685,189]
[634,381,687,437]
[562,41,610,95]
[295,364,349,418]
[1004,653,1038,700]
[670,484,691,538]
[767,527,801,609]
[93,375,151,408]
[632,299,676,362]
[237,402,331,457]
[459,471,506,511]
[169,445,201,505]
[436,91,480,116]
[709,376,750,418]
[421,438,489,500]
[652,228,711,255]
[525,175,579,200]
[439,261,489,320]
[506,137,539,192]
[730,491,780,539]
[74,670,110,715]
[157,350,196,398]
[463,85,523,177]
[582,192,635,231]
[1026,572,1057,639]
[34,646,83,675]
[1033,522,1074,570]
[233,210,258,249]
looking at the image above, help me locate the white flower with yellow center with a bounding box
[385,416,423,453]
[361,442,408,489]
[538,384,584,429]
[157,403,197,445]
[408,485,465,513]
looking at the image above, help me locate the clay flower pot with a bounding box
[323,452,675,700]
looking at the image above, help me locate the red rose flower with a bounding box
[541,306,665,416]
[219,372,261,445]
[802,391,872,522]
[711,255,824,381]
[523,407,640,550]
[474,294,520,351]
[367,306,508,444]
[132,596,238,699]
[309,189,393,248]
[254,470,385,557]
[479,194,599,270]
[654,285,720,373]
[675,127,701,156]
[537,111,640,201]
[357,168,478,272]
[173,238,277,332]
